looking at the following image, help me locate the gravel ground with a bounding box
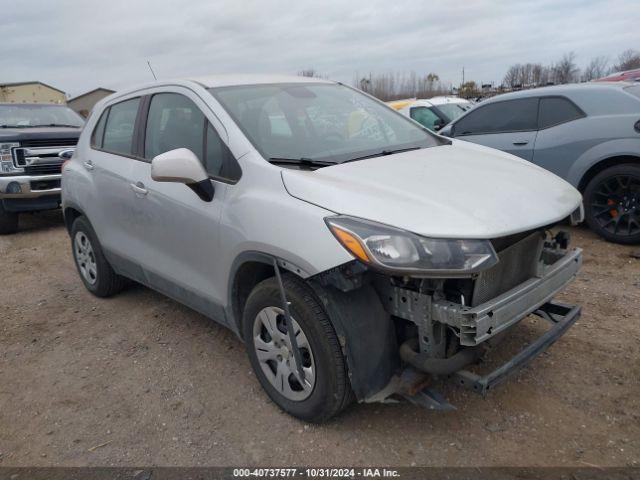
[0,211,638,467]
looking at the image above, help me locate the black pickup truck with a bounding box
[0,103,83,233]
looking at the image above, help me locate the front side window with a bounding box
[410,106,442,130]
[145,93,205,161]
[144,92,238,180]
[0,104,84,128]
[538,97,584,129]
[454,98,538,136]
[102,98,140,155]
[210,83,439,164]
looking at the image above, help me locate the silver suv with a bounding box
[63,75,584,422]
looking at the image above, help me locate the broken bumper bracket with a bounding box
[452,300,581,395]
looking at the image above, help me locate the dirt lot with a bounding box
[0,211,639,467]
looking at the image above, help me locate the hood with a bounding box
[0,127,81,143]
[281,141,582,239]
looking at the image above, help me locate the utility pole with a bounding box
[462,66,465,87]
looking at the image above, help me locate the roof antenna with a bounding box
[147,60,158,80]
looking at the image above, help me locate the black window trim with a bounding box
[452,94,586,137]
[139,92,242,185]
[89,96,146,161]
[536,95,586,131]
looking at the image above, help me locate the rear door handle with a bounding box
[83,160,94,170]
[130,182,148,196]
[512,140,529,146]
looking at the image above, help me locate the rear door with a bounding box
[451,98,539,161]
[87,96,143,261]
[128,88,240,320]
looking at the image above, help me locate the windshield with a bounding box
[435,103,472,122]
[0,104,84,128]
[209,83,439,163]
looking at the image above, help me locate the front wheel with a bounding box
[584,164,640,244]
[0,202,18,234]
[242,274,353,422]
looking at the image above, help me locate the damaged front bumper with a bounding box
[377,242,582,405]
[452,300,581,395]
[431,247,582,347]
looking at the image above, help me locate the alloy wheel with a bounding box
[590,174,640,238]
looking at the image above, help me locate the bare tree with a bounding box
[551,52,580,84]
[613,49,640,72]
[582,56,609,81]
[351,71,448,101]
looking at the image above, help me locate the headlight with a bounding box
[0,142,21,174]
[326,215,498,275]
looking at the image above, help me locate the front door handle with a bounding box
[83,160,94,170]
[512,140,529,146]
[130,182,148,196]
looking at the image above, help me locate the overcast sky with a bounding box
[1,0,637,98]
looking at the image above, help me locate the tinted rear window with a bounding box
[454,98,538,135]
[538,97,584,129]
[102,98,140,156]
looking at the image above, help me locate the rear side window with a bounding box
[454,98,538,135]
[538,97,584,129]
[91,109,108,148]
[145,93,205,161]
[102,98,140,156]
[410,107,441,130]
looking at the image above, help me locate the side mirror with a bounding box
[151,148,214,202]
[58,148,75,160]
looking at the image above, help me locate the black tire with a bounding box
[584,163,640,244]
[70,216,127,297]
[0,202,18,234]
[242,274,353,422]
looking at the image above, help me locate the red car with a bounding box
[595,68,640,82]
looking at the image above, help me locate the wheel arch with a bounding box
[578,155,640,192]
[226,251,310,337]
[63,204,88,234]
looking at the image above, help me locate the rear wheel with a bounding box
[70,216,127,297]
[584,164,640,244]
[0,202,18,234]
[242,274,353,422]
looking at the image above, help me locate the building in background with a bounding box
[0,81,66,104]
[67,88,115,117]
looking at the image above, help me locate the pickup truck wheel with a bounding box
[584,164,640,244]
[0,202,18,234]
[70,216,127,297]
[242,274,353,422]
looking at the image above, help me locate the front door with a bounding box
[128,90,238,321]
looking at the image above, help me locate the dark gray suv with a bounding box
[440,82,640,244]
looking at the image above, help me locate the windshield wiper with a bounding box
[342,146,422,163]
[0,124,30,128]
[268,157,337,168]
